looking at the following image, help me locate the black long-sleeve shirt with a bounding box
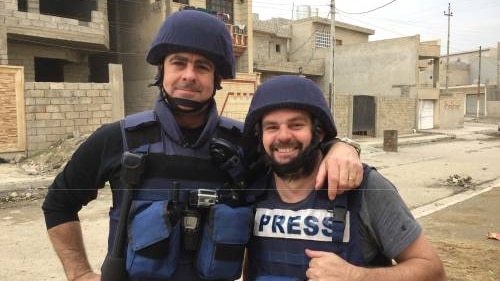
[42,121,123,228]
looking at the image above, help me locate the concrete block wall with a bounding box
[377,97,417,136]
[24,82,114,152]
[0,20,8,65]
[439,93,464,128]
[253,32,288,62]
[333,95,351,138]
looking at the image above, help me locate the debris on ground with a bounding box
[487,232,500,241]
[445,174,473,189]
[15,133,90,175]
[0,187,47,207]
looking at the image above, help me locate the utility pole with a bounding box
[329,0,336,112]
[443,3,453,95]
[476,46,482,118]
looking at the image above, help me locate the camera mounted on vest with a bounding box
[209,138,247,206]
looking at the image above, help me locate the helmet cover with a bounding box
[244,75,337,140]
[146,10,235,79]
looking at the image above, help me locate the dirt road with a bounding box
[419,186,500,281]
[1,129,499,280]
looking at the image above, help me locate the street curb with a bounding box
[359,134,455,149]
[411,180,500,219]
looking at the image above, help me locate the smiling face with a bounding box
[162,52,215,110]
[261,108,314,165]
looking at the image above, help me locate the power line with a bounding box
[335,0,398,15]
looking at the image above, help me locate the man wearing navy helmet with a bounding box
[244,75,446,281]
[42,10,362,281]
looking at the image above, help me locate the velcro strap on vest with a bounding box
[214,244,246,261]
[258,250,308,265]
[144,153,230,182]
[122,111,161,150]
[331,194,348,243]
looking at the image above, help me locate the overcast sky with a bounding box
[252,0,500,55]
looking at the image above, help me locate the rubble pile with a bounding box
[0,189,44,203]
[17,133,90,175]
[445,174,473,189]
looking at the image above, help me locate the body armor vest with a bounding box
[107,100,247,281]
[247,165,390,280]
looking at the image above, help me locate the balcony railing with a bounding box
[226,24,248,57]
[175,5,248,57]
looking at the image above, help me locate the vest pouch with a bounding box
[126,200,180,280]
[196,204,253,280]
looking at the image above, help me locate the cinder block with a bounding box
[35,97,50,105]
[46,105,60,113]
[35,83,49,90]
[35,112,51,120]
[65,112,80,119]
[59,105,75,112]
[51,113,65,120]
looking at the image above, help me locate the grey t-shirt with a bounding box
[358,169,421,261]
[251,168,422,263]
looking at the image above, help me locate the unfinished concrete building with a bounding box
[0,0,124,157]
[1,0,113,82]
[437,46,499,117]
[253,15,374,90]
[253,15,443,136]
[0,0,258,157]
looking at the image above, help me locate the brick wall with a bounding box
[20,64,124,155]
[377,97,417,136]
[24,82,114,152]
[0,22,8,65]
[333,95,351,138]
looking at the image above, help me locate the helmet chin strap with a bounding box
[268,134,320,179]
[153,65,221,114]
[161,87,213,114]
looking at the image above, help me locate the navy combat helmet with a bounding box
[147,9,235,79]
[244,75,337,141]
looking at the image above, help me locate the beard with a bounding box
[263,140,320,181]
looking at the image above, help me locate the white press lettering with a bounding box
[254,208,339,242]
